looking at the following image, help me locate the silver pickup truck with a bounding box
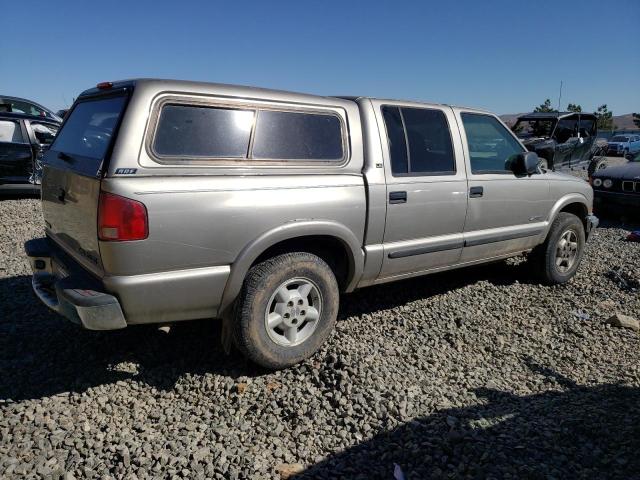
[25,79,598,368]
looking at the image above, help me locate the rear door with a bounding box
[41,92,129,276]
[374,101,468,279]
[0,118,33,184]
[457,111,550,263]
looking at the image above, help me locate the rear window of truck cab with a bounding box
[151,102,345,163]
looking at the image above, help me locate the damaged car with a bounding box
[511,112,603,171]
[0,112,60,193]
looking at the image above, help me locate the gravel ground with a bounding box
[0,193,639,479]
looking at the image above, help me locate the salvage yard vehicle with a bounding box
[592,150,640,213]
[0,112,60,193]
[607,134,640,157]
[0,95,63,122]
[25,79,598,369]
[511,112,601,171]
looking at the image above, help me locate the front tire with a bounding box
[233,252,339,369]
[529,212,586,285]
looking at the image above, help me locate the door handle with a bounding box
[389,191,407,204]
[469,186,484,198]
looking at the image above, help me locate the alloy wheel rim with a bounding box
[555,229,579,273]
[264,277,322,347]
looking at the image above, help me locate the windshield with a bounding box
[610,136,629,142]
[512,119,555,138]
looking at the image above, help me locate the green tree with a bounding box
[567,103,582,113]
[594,104,615,131]
[633,113,640,128]
[534,99,557,113]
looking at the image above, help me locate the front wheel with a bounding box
[233,252,339,369]
[528,212,586,285]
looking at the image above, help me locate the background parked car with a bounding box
[511,112,602,170]
[56,109,69,119]
[607,134,640,156]
[0,95,62,122]
[591,150,640,215]
[0,112,60,193]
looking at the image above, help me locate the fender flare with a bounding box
[543,193,590,237]
[217,220,365,316]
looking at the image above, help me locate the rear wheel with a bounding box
[529,212,585,285]
[233,252,339,369]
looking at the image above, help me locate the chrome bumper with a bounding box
[24,238,127,330]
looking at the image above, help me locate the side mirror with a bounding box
[511,152,540,175]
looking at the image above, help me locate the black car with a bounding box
[0,95,63,122]
[511,112,601,171]
[591,151,640,214]
[0,112,60,193]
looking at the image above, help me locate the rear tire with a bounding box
[529,212,585,285]
[233,252,339,369]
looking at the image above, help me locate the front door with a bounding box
[375,102,468,280]
[0,119,33,185]
[456,112,551,263]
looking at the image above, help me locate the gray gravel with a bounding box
[1,194,639,479]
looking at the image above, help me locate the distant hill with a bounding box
[500,112,638,130]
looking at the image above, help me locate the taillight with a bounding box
[98,192,148,241]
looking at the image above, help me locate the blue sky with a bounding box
[3,0,639,114]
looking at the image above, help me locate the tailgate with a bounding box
[41,93,129,277]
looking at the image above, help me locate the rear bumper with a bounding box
[25,237,231,329]
[25,238,127,330]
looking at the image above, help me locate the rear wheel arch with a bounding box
[217,221,364,316]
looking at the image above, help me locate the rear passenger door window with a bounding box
[382,106,456,176]
[0,120,25,143]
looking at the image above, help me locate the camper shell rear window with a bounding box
[47,94,128,177]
